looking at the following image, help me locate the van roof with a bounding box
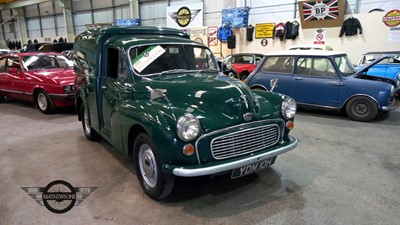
[75,26,189,41]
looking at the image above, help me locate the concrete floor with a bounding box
[0,100,399,225]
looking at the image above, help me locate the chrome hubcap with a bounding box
[139,144,157,188]
[37,93,48,111]
[354,102,368,115]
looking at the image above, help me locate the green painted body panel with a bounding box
[74,26,296,175]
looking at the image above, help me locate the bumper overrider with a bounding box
[382,98,399,111]
[165,136,298,177]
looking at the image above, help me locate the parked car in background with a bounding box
[216,57,239,79]
[224,53,264,80]
[20,42,74,53]
[61,50,74,59]
[0,52,75,114]
[246,50,399,122]
[356,51,400,80]
[289,44,333,51]
[0,49,13,56]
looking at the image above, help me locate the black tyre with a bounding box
[345,96,378,122]
[81,104,101,141]
[0,95,4,103]
[239,71,249,80]
[36,90,55,114]
[134,133,175,200]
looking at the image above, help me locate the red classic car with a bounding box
[224,53,264,80]
[0,52,75,114]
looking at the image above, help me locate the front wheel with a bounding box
[134,133,175,200]
[0,95,4,103]
[81,104,101,141]
[239,71,249,80]
[36,90,55,114]
[345,96,378,122]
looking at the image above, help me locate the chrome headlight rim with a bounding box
[281,97,297,120]
[176,113,200,142]
[225,60,232,70]
[63,84,74,93]
[390,85,395,97]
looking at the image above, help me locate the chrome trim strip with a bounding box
[172,136,297,177]
[0,88,32,95]
[297,94,382,110]
[194,118,284,164]
[48,93,72,97]
[250,84,268,91]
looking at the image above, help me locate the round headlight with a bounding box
[177,114,200,142]
[281,97,297,119]
[390,85,395,97]
[226,60,232,70]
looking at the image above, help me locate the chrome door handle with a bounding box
[101,85,107,90]
[294,77,303,80]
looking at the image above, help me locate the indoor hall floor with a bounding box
[0,99,399,225]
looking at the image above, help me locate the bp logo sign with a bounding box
[383,9,400,27]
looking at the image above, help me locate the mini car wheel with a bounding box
[36,90,55,114]
[134,133,175,200]
[81,104,101,141]
[345,96,378,122]
[239,71,249,80]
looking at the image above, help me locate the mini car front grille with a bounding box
[210,124,280,160]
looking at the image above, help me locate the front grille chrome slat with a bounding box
[210,124,280,160]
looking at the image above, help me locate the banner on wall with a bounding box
[298,0,345,29]
[166,3,203,29]
[302,0,339,21]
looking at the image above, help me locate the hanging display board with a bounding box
[255,23,275,38]
[298,0,346,29]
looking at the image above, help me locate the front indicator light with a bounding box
[183,144,195,156]
[286,121,294,130]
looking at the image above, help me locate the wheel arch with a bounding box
[342,94,381,111]
[128,124,147,157]
[250,84,268,91]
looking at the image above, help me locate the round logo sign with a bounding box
[261,39,268,47]
[382,9,400,27]
[42,180,76,214]
[217,27,232,43]
[312,3,329,19]
[176,7,191,27]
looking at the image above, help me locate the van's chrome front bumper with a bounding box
[171,136,298,177]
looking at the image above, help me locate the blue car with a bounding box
[246,50,399,122]
[356,51,400,80]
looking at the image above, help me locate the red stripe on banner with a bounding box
[303,3,314,9]
[303,10,312,14]
[330,7,339,11]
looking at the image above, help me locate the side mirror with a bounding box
[270,78,278,92]
[8,67,18,73]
